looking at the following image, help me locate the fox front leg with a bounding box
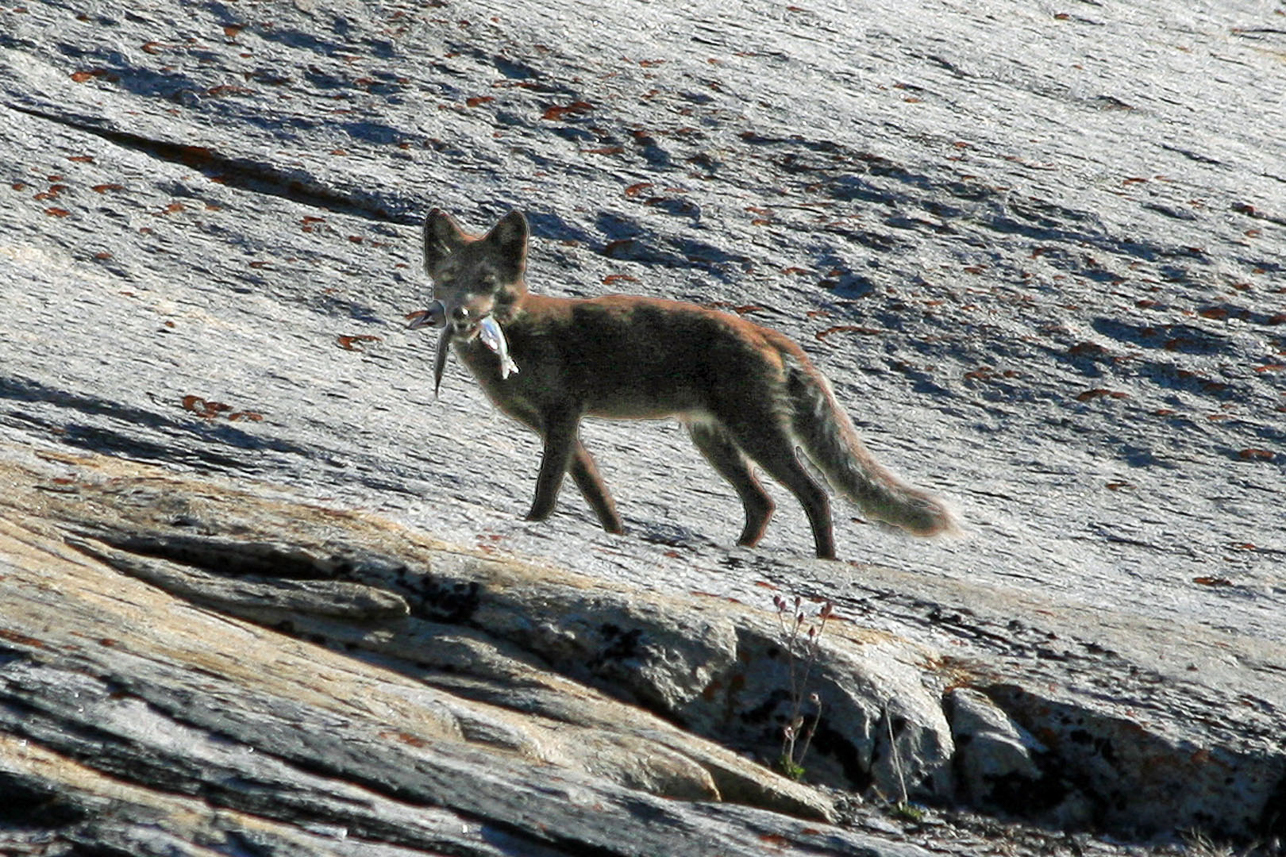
[526,411,579,523]
[569,440,624,534]
[529,435,624,535]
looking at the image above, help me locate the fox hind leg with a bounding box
[687,420,775,548]
[723,417,835,560]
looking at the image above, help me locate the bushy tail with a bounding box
[784,355,961,537]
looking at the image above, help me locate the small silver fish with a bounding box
[477,315,519,379]
[432,326,452,397]
[408,300,515,395]
[406,300,454,397]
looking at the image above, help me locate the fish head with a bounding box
[404,300,446,330]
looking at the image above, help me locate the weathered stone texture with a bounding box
[2,0,1284,852]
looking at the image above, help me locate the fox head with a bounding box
[419,209,529,332]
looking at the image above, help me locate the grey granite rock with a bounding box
[1,0,1284,852]
[946,687,1047,812]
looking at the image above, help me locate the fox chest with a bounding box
[451,333,549,414]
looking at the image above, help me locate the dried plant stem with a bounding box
[773,596,834,778]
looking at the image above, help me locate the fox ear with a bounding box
[485,210,529,281]
[423,209,468,272]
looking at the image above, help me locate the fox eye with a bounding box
[432,263,458,286]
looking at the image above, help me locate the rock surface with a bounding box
[3,451,883,856]
[1,0,1284,853]
[2,445,1281,855]
[946,687,1046,812]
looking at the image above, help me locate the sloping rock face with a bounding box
[1,449,928,856]
[1,0,1284,853]
[2,447,1284,855]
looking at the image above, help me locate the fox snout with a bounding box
[406,298,495,350]
[445,296,498,338]
[448,303,476,331]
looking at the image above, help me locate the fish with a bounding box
[408,300,515,395]
[404,300,452,396]
[477,315,519,379]
[432,326,452,397]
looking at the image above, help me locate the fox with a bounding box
[407,208,960,560]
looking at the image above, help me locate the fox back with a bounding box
[415,209,959,559]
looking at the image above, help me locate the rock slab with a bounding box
[1,447,1283,854]
[2,0,1285,852]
